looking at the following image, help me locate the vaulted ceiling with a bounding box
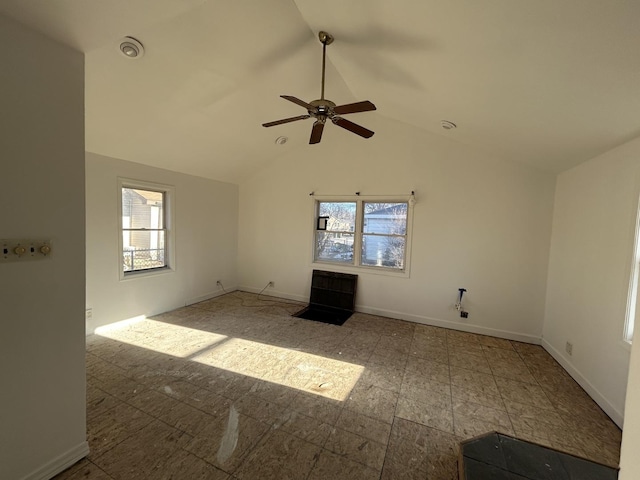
[2,0,639,183]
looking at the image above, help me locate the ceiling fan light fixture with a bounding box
[118,37,145,59]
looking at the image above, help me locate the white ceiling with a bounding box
[2,0,639,182]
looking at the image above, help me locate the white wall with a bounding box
[86,152,238,333]
[543,136,640,427]
[238,116,556,342]
[0,15,87,480]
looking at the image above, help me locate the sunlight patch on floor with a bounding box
[95,316,229,358]
[95,317,364,401]
[191,337,364,401]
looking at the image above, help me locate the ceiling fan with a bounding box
[262,31,377,144]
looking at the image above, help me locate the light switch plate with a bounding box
[1,239,53,263]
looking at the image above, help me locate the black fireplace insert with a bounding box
[293,270,358,326]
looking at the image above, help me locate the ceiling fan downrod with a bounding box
[318,31,334,101]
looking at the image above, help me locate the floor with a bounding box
[55,292,622,479]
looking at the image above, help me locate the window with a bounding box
[625,261,638,343]
[118,179,174,277]
[314,199,411,272]
[316,202,356,264]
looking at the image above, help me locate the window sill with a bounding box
[311,260,410,278]
[120,266,174,281]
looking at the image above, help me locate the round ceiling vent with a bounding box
[275,136,288,145]
[441,120,457,130]
[118,37,145,59]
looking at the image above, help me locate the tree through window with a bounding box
[315,202,356,264]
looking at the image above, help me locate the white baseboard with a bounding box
[186,287,237,306]
[21,441,89,480]
[354,304,542,345]
[237,286,307,304]
[85,289,236,336]
[542,338,624,428]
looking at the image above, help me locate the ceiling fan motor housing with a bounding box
[309,99,336,118]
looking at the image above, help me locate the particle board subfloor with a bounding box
[54,292,621,479]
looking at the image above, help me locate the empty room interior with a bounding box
[3,1,640,479]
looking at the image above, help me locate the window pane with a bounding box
[318,202,356,232]
[123,230,166,272]
[315,232,354,263]
[363,203,407,235]
[361,234,405,269]
[122,188,164,229]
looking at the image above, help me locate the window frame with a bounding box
[624,260,638,344]
[623,195,640,344]
[117,178,175,280]
[311,197,413,277]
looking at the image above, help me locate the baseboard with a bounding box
[186,287,237,306]
[21,441,89,480]
[355,304,542,345]
[541,338,624,428]
[86,289,236,335]
[237,286,307,304]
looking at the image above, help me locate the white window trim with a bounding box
[311,196,414,278]
[623,195,640,344]
[624,258,638,345]
[117,177,176,281]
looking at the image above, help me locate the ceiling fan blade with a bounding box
[309,121,325,144]
[262,115,310,127]
[332,117,374,139]
[333,100,377,115]
[281,95,315,111]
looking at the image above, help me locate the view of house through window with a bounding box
[314,200,410,271]
[121,186,167,273]
[362,202,408,268]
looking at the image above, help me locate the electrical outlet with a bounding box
[460,311,469,318]
[565,342,573,356]
[85,308,92,320]
[268,281,274,288]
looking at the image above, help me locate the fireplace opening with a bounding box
[293,270,357,326]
